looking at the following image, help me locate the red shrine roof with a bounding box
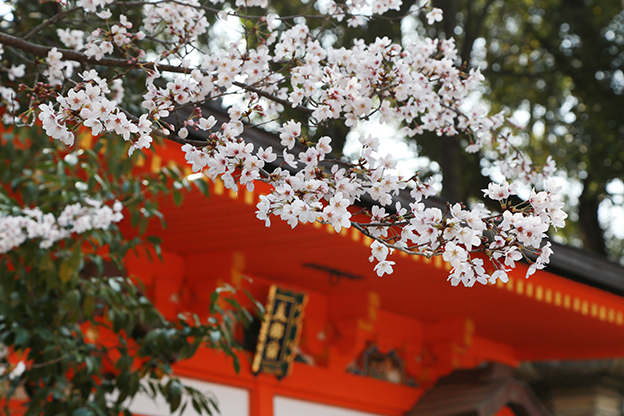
[129,136,624,363]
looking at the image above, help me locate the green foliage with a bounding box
[0,126,250,415]
[283,0,624,260]
[481,0,624,256]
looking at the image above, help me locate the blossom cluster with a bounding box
[0,45,20,124]
[0,199,123,254]
[38,68,152,152]
[0,0,567,285]
[143,0,209,44]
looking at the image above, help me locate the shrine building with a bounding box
[116,124,624,416]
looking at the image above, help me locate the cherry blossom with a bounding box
[0,0,569,286]
[426,8,444,25]
[0,200,123,254]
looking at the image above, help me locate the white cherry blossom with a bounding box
[0,0,569,287]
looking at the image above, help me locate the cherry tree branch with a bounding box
[0,31,314,116]
[23,6,83,40]
[0,31,178,71]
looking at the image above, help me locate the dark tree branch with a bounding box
[23,6,82,40]
[0,31,180,71]
[0,31,313,113]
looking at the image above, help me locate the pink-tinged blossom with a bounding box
[369,240,389,262]
[6,2,569,286]
[489,270,509,284]
[1,200,123,254]
[8,64,25,81]
[257,147,277,163]
[282,150,298,169]
[483,181,517,201]
[443,242,468,269]
[279,120,301,149]
[198,116,217,131]
[57,28,84,50]
[79,0,114,13]
[374,260,395,277]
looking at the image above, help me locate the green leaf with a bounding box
[83,295,95,317]
[192,398,202,414]
[109,278,121,292]
[231,353,240,373]
[72,408,94,416]
[168,380,182,412]
[172,189,183,207]
[130,210,141,227]
[14,328,29,346]
[194,179,210,197]
[209,291,219,314]
[59,247,82,283]
[66,289,81,311]
[146,236,162,245]
[142,329,160,345]
[57,160,67,187]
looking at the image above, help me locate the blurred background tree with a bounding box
[420,0,624,262]
[0,121,253,415]
[267,0,624,263]
[480,0,624,260]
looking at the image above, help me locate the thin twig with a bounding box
[23,6,83,40]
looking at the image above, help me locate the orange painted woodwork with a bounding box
[7,123,624,416]
[114,159,624,414]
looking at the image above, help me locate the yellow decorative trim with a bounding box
[150,154,162,172]
[230,252,245,287]
[213,178,224,195]
[252,285,277,373]
[229,188,237,199]
[507,278,515,292]
[434,256,443,269]
[79,130,93,149]
[207,179,624,329]
[555,291,562,307]
[357,318,374,332]
[368,292,380,322]
[491,275,623,327]
[135,153,145,167]
[244,190,254,205]
[464,318,475,348]
[535,286,543,301]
